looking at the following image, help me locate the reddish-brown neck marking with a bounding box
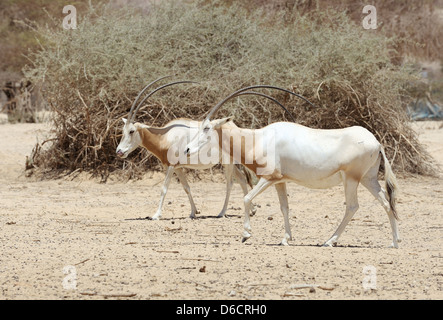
[138,127,169,165]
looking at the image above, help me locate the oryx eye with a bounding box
[129,130,135,135]
[203,127,209,132]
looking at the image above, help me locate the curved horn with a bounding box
[236,91,296,122]
[127,75,173,121]
[206,85,317,121]
[130,80,199,123]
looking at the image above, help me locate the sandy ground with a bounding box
[0,121,442,300]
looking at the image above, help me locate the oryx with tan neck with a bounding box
[116,77,255,220]
[185,85,401,248]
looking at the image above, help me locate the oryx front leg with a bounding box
[218,164,234,218]
[324,177,359,247]
[233,165,257,216]
[242,178,273,243]
[151,166,174,220]
[174,168,198,219]
[275,183,292,246]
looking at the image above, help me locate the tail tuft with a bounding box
[381,147,399,220]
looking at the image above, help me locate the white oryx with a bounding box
[116,77,258,220]
[185,85,401,248]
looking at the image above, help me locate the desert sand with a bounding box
[0,121,442,300]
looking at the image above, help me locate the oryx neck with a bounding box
[137,126,168,164]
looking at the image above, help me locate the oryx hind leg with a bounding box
[324,175,359,247]
[360,163,401,248]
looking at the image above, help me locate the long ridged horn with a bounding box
[206,85,317,121]
[127,75,173,122]
[129,80,199,123]
[236,91,296,122]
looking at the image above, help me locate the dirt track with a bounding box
[0,122,442,300]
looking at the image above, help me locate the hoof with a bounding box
[322,241,336,247]
[241,230,251,243]
[323,236,338,247]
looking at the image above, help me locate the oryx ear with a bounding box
[122,118,127,124]
[211,116,234,129]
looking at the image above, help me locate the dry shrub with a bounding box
[0,0,99,74]
[23,0,438,180]
[232,0,443,62]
